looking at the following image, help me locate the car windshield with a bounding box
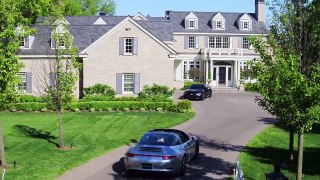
[189,84,205,89]
[138,133,179,146]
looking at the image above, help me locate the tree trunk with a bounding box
[289,129,294,161]
[58,109,65,149]
[297,130,304,180]
[0,120,6,168]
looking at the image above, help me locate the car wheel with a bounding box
[179,155,187,176]
[209,92,212,98]
[193,141,199,160]
[201,93,205,100]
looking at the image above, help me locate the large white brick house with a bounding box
[17,0,267,97]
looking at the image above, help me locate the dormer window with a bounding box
[239,13,252,31]
[211,13,225,30]
[185,12,198,29]
[19,36,32,49]
[20,39,26,47]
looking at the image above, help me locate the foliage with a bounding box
[244,83,258,92]
[188,68,200,80]
[73,101,178,112]
[84,83,116,97]
[249,0,320,178]
[15,95,43,103]
[3,102,47,111]
[64,0,115,16]
[176,100,193,113]
[1,112,194,179]
[138,84,174,101]
[182,81,202,90]
[0,0,34,108]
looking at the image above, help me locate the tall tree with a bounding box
[64,0,115,16]
[250,0,320,179]
[0,0,33,167]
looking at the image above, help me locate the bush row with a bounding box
[244,83,259,92]
[80,95,173,103]
[2,100,193,113]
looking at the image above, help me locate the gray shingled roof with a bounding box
[19,11,268,56]
[167,11,268,34]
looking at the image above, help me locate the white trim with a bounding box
[174,32,267,36]
[133,12,147,20]
[80,16,177,54]
[93,17,107,25]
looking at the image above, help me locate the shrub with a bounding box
[182,81,202,90]
[16,95,43,103]
[84,84,116,97]
[176,100,193,113]
[80,95,114,102]
[244,83,258,92]
[4,102,47,112]
[138,84,174,102]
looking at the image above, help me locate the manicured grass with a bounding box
[0,111,194,180]
[239,124,320,179]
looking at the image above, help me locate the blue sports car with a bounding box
[124,129,199,176]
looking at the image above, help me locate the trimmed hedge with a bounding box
[2,100,193,113]
[80,95,173,103]
[16,95,43,103]
[73,101,176,111]
[182,81,202,90]
[4,102,47,112]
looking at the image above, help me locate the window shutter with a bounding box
[26,72,32,93]
[194,19,198,29]
[25,36,30,48]
[116,73,123,94]
[134,73,140,94]
[229,37,233,48]
[204,36,209,48]
[248,21,252,31]
[133,37,138,55]
[195,36,199,49]
[239,21,243,30]
[185,20,189,28]
[212,20,216,30]
[184,36,188,49]
[51,34,56,49]
[119,37,124,55]
[222,21,225,29]
[239,37,243,48]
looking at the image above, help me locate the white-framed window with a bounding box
[188,36,196,49]
[18,72,27,93]
[125,38,133,54]
[216,21,222,29]
[242,37,250,49]
[183,61,200,80]
[123,73,135,93]
[189,20,195,28]
[242,21,251,30]
[58,37,65,48]
[208,37,230,48]
[20,39,25,47]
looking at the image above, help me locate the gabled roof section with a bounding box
[185,12,198,19]
[133,12,147,20]
[239,13,252,21]
[93,17,107,25]
[80,16,177,55]
[53,18,70,25]
[212,12,225,20]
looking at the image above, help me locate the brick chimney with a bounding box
[255,0,265,22]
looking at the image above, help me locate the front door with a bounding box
[219,67,226,86]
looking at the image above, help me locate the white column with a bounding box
[205,60,208,83]
[237,61,241,86]
[210,59,213,81]
[234,60,238,87]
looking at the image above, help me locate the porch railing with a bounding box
[203,48,243,55]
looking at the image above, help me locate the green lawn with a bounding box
[0,111,194,180]
[240,124,320,180]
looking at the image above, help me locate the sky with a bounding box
[113,0,267,17]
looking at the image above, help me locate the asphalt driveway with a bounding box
[57,91,273,180]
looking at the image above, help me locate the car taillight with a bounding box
[126,152,135,157]
[162,155,177,160]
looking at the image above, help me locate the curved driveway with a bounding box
[58,91,273,180]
